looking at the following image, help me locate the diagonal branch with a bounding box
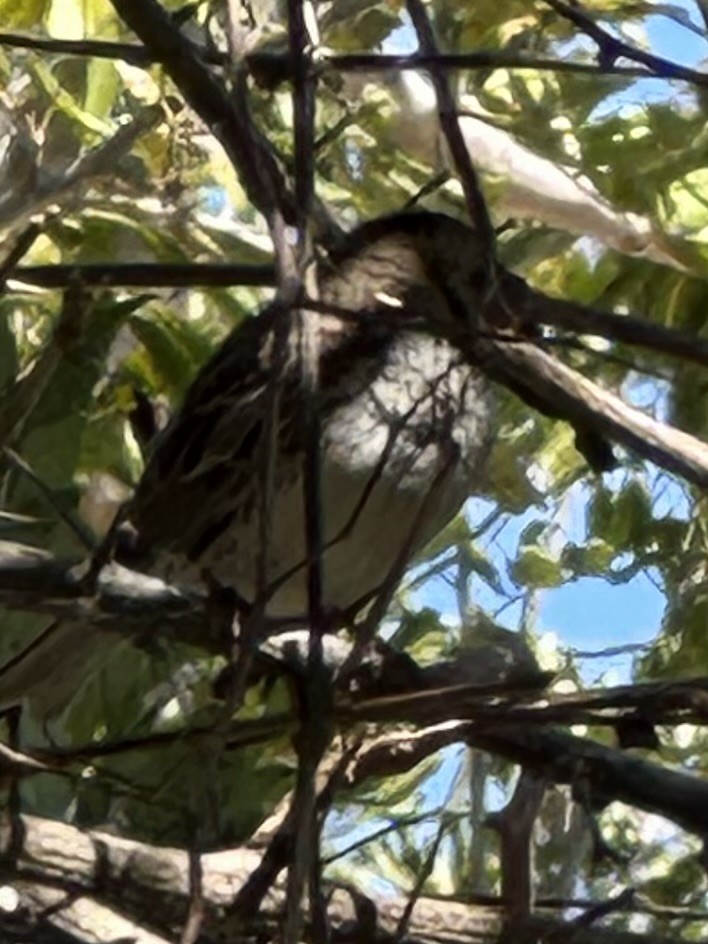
[405,0,496,251]
[108,0,291,227]
[542,0,705,83]
[475,336,708,487]
[509,275,708,368]
[0,105,163,231]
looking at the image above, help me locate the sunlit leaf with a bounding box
[511,546,564,588]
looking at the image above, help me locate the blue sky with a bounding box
[539,4,703,678]
[399,2,705,683]
[328,2,705,881]
[647,4,706,63]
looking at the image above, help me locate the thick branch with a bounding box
[505,272,708,368]
[0,540,209,638]
[468,724,708,838]
[341,720,708,840]
[0,815,682,944]
[21,673,708,841]
[476,336,708,487]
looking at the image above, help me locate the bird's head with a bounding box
[324,211,614,472]
[321,211,500,341]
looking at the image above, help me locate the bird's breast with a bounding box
[196,332,494,615]
[325,331,492,487]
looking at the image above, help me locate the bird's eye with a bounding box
[374,291,404,308]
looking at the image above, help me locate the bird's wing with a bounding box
[126,223,443,560]
[128,305,296,554]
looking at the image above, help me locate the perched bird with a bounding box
[0,211,607,711]
[124,213,496,618]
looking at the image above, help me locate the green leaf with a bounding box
[561,539,616,577]
[483,431,543,512]
[0,302,18,387]
[11,296,145,552]
[465,546,505,595]
[590,479,652,552]
[614,480,652,550]
[84,59,119,120]
[129,308,218,398]
[518,519,547,547]
[420,514,471,559]
[511,546,564,588]
[391,608,448,662]
[0,0,49,28]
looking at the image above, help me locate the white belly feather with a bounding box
[200,333,493,615]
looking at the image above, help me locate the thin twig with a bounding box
[3,449,96,550]
[283,5,330,943]
[0,221,43,289]
[321,808,455,866]
[341,454,459,678]
[229,737,362,922]
[393,804,453,944]
[179,848,205,944]
[572,642,650,659]
[322,50,708,86]
[571,887,636,928]
[405,1,496,251]
[4,29,708,87]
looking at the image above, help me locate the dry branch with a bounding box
[476,336,708,487]
[0,814,683,944]
[0,106,163,232]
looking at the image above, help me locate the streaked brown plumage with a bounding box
[0,210,610,712]
[125,213,495,616]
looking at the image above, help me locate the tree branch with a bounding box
[3,31,707,88]
[0,106,163,232]
[10,261,277,288]
[108,0,291,227]
[542,0,705,84]
[475,335,708,487]
[406,0,496,250]
[0,814,684,944]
